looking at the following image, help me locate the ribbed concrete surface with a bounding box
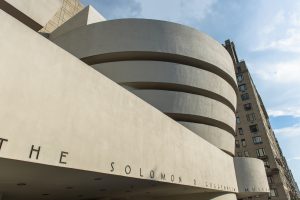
[51,19,237,155]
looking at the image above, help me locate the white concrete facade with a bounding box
[0,2,269,200]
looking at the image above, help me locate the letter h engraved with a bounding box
[29,145,41,160]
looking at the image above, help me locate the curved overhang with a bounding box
[0,11,242,198]
[179,122,235,155]
[92,61,237,111]
[131,90,236,134]
[234,157,270,198]
[50,19,237,91]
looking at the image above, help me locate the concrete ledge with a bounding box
[234,157,269,198]
[51,19,237,89]
[92,61,236,111]
[179,122,235,155]
[131,90,236,134]
[0,0,62,30]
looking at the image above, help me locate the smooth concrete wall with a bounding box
[0,10,239,194]
[234,157,270,198]
[131,90,236,134]
[1,0,62,30]
[92,61,236,154]
[51,19,238,155]
[92,61,236,111]
[179,122,235,155]
[51,19,237,89]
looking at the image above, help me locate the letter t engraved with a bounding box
[0,138,8,151]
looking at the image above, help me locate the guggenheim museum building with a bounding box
[0,0,270,200]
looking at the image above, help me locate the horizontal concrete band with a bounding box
[83,52,238,93]
[1,11,240,192]
[51,19,237,91]
[92,61,237,111]
[131,90,236,134]
[234,157,270,197]
[179,122,235,155]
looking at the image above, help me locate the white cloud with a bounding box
[138,0,217,26]
[255,28,300,53]
[250,59,300,84]
[288,157,300,161]
[275,124,300,138]
[268,109,300,118]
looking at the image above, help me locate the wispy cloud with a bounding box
[251,3,300,53]
[275,124,300,138]
[81,0,142,19]
[288,157,300,161]
[251,59,300,84]
[269,108,300,118]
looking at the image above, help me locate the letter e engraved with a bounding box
[59,151,68,164]
[29,145,41,160]
[0,138,8,151]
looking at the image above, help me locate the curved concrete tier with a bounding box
[131,90,236,134]
[234,157,270,198]
[92,61,237,111]
[179,122,235,155]
[51,19,237,90]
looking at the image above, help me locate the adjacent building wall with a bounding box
[224,40,299,200]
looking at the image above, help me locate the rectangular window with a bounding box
[241,93,249,101]
[249,124,259,133]
[244,151,249,157]
[264,160,270,168]
[238,128,243,135]
[244,103,252,111]
[237,66,242,73]
[236,116,241,124]
[267,176,273,183]
[241,139,246,147]
[237,74,244,82]
[253,136,262,144]
[270,188,278,197]
[246,113,256,122]
[256,148,265,157]
[239,84,247,92]
[235,140,240,148]
[237,152,242,157]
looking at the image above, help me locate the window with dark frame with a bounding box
[244,103,252,111]
[241,93,250,101]
[246,113,256,122]
[256,148,265,157]
[249,124,259,133]
[237,74,244,82]
[241,139,246,147]
[238,128,243,135]
[253,136,262,144]
[270,188,278,197]
[239,84,247,92]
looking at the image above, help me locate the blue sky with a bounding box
[81,0,300,185]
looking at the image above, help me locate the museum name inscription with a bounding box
[0,137,268,193]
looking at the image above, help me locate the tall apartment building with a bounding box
[224,40,300,200]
